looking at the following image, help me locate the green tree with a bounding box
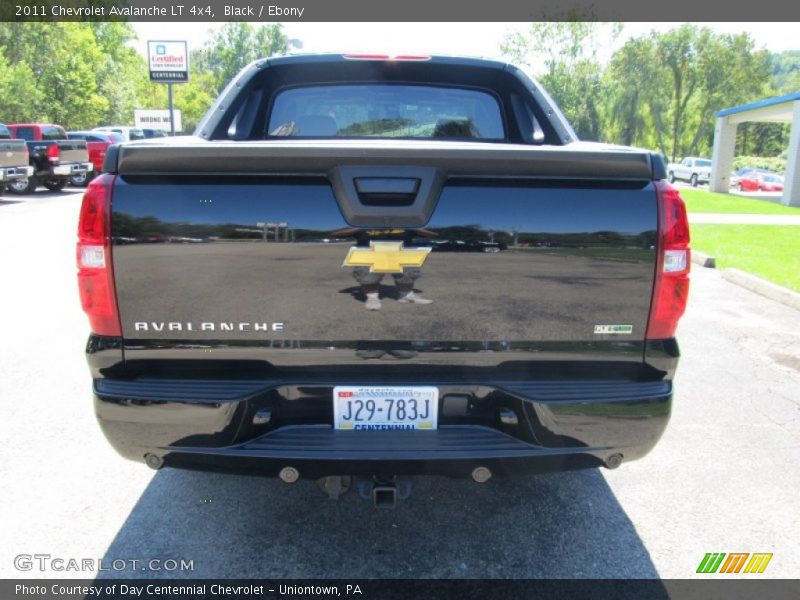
[599,25,769,159]
[501,22,622,140]
[737,50,800,157]
[770,50,800,94]
[192,22,288,93]
[0,23,111,128]
[141,72,218,133]
[0,52,43,123]
[91,23,150,126]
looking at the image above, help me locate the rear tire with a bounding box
[737,183,744,192]
[43,179,67,192]
[69,172,91,187]
[690,174,698,187]
[8,176,38,195]
[668,172,675,183]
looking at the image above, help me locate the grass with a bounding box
[680,188,800,215]
[691,224,800,292]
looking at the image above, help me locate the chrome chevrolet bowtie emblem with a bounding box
[342,241,431,273]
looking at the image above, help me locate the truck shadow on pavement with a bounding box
[98,468,663,580]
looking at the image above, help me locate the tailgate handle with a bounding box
[330,166,444,227]
[355,177,420,206]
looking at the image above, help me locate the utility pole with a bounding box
[168,83,175,136]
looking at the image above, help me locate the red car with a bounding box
[737,172,784,192]
[66,130,123,186]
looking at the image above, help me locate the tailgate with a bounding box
[110,140,658,365]
[57,139,89,164]
[0,139,27,168]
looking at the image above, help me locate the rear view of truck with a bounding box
[6,123,92,193]
[0,123,33,193]
[79,55,690,506]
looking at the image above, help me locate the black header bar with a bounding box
[3,0,800,22]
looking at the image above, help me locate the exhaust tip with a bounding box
[279,466,300,483]
[472,466,492,483]
[144,453,164,470]
[605,454,623,469]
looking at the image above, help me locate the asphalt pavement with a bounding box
[0,189,798,579]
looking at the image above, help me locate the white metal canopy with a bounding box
[710,92,800,207]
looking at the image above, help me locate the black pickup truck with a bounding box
[6,123,92,193]
[0,123,34,195]
[80,55,690,507]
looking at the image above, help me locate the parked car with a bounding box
[731,166,774,186]
[0,123,34,195]
[82,54,690,507]
[737,172,784,192]
[5,123,92,193]
[66,131,123,186]
[92,126,146,142]
[667,157,712,187]
[142,128,169,139]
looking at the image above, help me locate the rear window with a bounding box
[13,127,35,141]
[267,85,505,140]
[0,124,10,139]
[695,159,712,167]
[41,126,66,140]
[128,129,146,140]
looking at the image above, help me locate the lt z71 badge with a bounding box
[594,324,633,335]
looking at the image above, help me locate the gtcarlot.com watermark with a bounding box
[14,553,194,573]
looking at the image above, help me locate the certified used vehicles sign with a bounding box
[147,40,188,82]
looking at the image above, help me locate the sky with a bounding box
[131,22,800,64]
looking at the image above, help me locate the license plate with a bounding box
[333,386,439,431]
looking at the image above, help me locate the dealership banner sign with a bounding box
[134,109,183,133]
[147,40,188,83]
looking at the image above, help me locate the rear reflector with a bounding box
[77,173,121,336]
[647,181,691,340]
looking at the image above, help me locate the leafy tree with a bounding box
[736,50,800,157]
[770,50,800,94]
[501,22,622,140]
[141,72,218,133]
[91,23,151,126]
[0,23,109,128]
[0,52,43,123]
[192,23,288,93]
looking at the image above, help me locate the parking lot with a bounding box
[1,188,798,579]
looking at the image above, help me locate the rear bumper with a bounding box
[0,165,34,181]
[94,377,673,478]
[48,162,94,177]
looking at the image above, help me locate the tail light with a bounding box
[342,53,431,61]
[47,144,60,163]
[646,181,691,339]
[77,173,121,336]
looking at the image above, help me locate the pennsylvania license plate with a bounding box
[333,386,439,431]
